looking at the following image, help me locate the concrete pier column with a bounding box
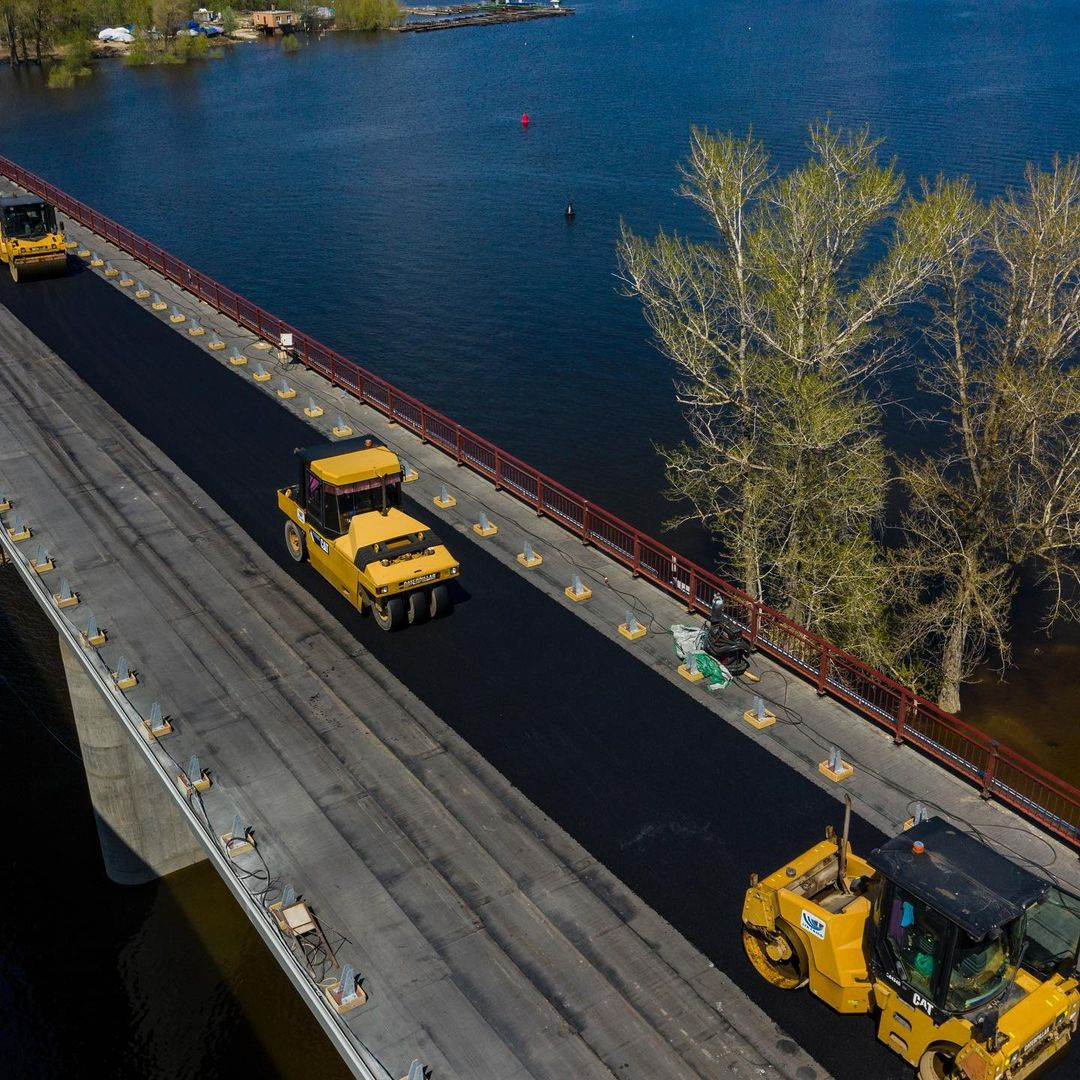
[60,639,206,885]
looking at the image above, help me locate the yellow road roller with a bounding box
[0,194,68,282]
[278,436,460,630]
[742,807,1080,1078]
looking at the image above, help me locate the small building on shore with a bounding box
[252,9,297,34]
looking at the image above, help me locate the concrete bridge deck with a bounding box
[1,208,1078,1080]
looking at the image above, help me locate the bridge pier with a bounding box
[60,639,206,885]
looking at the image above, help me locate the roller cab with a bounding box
[278,435,459,631]
[0,195,68,282]
[742,814,1080,1079]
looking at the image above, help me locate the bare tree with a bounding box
[897,157,1080,711]
[619,123,974,660]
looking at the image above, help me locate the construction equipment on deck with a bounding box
[741,806,1080,1078]
[0,195,68,282]
[278,435,460,631]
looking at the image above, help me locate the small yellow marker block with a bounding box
[65,241,78,250]
[77,248,91,258]
[119,277,135,288]
[90,256,104,267]
[187,325,206,337]
[618,620,647,641]
[112,670,138,691]
[743,706,777,730]
[151,300,168,311]
[472,519,498,537]
[433,492,457,509]
[565,583,593,603]
[208,338,226,351]
[252,340,272,351]
[104,266,119,278]
[169,312,186,324]
[221,831,255,858]
[81,628,106,647]
[402,466,419,483]
[144,716,173,739]
[228,353,249,367]
[277,386,297,400]
[7,525,31,541]
[324,979,367,1016]
[304,404,324,419]
[134,288,151,299]
[517,550,543,569]
[31,555,54,573]
[252,368,272,383]
[818,757,854,783]
[53,589,80,609]
[742,670,761,684]
[332,422,353,438]
[677,663,705,683]
[177,770,211,795]
[0,497,11,512]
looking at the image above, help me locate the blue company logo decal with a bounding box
[800,910,826,940]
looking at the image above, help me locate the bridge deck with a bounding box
[1,213,1078,1080]
[0,305,821,1079]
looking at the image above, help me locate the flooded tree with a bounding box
[897,157,1080,712]
[619,124,973,662]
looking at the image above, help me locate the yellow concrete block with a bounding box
[151,300,167,311]
[618,620,647,641]
[818,758,854,783]
[187,325,206,337]
[517,551,543,569]
[304,404,324,419]
[113,672,138,691]
[104,267,119,278]
[743,707,776,730]
[65,241,78,250]
[252,369,272,383]
[433,493,457,509]
[90,256,104,267]
[134,288,150,299]
[228,353,249,367]
[565,584,593,603]
[332,423,353,438]
[677,663,705,683]
[402,466,419,483]
[177,771,211,795]
[53,591,80,609]
[252,340,272,350]
[169,312,186,324]
[31,556,54,573]
[220,832,255,858]
[7,526,31,541]
[119,277,135,288]
[81,629,106,647]
[208,339,226,351]
[323,980,367,1016]
[472,521,498,537]
[0,497,11,511]
[277,386,297,400]
[77,248,91,258]
[143,717,173,739]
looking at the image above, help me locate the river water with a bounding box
[1,1,1079,1075]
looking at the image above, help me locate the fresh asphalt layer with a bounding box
[2,265,909,1080]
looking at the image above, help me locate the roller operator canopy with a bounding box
[867,817,1049,940]
[296,436,401,486]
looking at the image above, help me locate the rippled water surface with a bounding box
[2,1,1079,1074]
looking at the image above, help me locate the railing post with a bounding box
[535,479,544,517]
[420,408,429,444]
[749,601,760,647]
[632,536,641,578]
[581,503,590,544]
[686,568,697,612]
[455,427,463,465]
[981,741,1000,799]
[817,645,830,696]
[894,692,908,746]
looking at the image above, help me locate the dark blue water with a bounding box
[1,2,1079,1076]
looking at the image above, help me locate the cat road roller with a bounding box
[0,194,68,281]
[742,809,1080,1079]
[278,436,459,630]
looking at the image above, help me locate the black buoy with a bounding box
[565,200,575,221]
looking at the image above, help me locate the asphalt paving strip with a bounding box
[0,265,912,1079]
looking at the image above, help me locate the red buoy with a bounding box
[521,113,530,126]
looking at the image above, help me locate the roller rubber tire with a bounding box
[918,1048,962,1080]
[407,590,429,625]
[284,519,306,562]
[374,595,406,632]
[429,583,452,619]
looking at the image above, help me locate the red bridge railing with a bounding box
[5,154,1079,850]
